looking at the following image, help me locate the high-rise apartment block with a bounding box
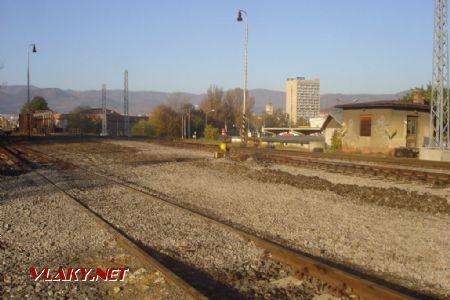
[285,77,320,125]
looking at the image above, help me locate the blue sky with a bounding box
[0,0,434,94]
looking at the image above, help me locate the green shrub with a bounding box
[330,129,342,151]
[131,120,154,137]
[204,125,219,140]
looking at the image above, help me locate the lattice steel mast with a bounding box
[101,83,108,136]
[124,70,129,137]
[430,0,450,148]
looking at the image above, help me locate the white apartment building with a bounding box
[286,77,320,125]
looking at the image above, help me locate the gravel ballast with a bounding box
[31,140,450,299]
[35,164,340,299]
[0,170,192,299]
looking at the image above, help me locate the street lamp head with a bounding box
[237,10,243,22]
[28,44,37,53]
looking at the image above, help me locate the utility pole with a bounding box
[124,70,129,137]
[181,113,185,139]
[188,109,191,139]
[101,84,108,136]
[183,110,187,139]
[430,0,450,148]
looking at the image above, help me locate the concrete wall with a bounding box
[420,148,450,161]
[324,118,341,147]
[416,111,430,147]
[341,109,429,154]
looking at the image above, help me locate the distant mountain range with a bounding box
[0,85,408,115]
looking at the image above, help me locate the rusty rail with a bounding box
[0,144,207,300]
[243,150,450,186]
[17,145,438,300]
[150,140,450,186]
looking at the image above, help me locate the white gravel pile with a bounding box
[31,140,450,299]
[0,171,191,299]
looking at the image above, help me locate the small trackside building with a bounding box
[331,100,430,154]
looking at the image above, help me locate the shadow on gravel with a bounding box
[0,169,27,177]
[98,219,246,299]
[126,158,205,166]
[134,240,246,300]
[0,174,52,203]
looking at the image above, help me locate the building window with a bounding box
[360,115,371,136]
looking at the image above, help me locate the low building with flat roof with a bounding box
[323,100,430,154]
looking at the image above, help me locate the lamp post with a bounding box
[27,43,37,137]
[237,10,248,146]
[205,109,215,128]
[187,109,191,139]
[181,107,192,139]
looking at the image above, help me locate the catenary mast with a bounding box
[101,84,108,136]
[124,70,129,137]
[430,0,450,148]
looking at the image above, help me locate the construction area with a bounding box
[1,137,449,300]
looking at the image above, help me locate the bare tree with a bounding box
[200,85,223,112]
[199,85,224,128]
[166,93,190,113]
[223,88,255,129]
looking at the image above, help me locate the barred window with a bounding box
[360,115,371,136]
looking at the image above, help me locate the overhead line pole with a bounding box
[124,70,129,137]
[430,0,450,148]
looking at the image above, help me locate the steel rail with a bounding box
[17,145,436,300]
[243,150,450,186]
[0,144,207,300]
[151,140,450,186]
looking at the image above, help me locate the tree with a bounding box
[223,88,255,134]
[20,96,49,114]
[196,86,256,134]
[200,85,223,112]
[148,104,181,137]
[330,129,342,151]
[131,119,154,137]
[203,125,219,140]
[187,106,205,138]
[263,108,289,127]
[297,116,310,127]
[166,93,190,112]
[200,85,224,128]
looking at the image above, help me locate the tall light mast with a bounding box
[124,70,129,137]
[430,0,450,148]
[101,84,108,136]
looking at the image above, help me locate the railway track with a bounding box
[6,144,438,300]
[152,140,450,187]
[0,144,207,300]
